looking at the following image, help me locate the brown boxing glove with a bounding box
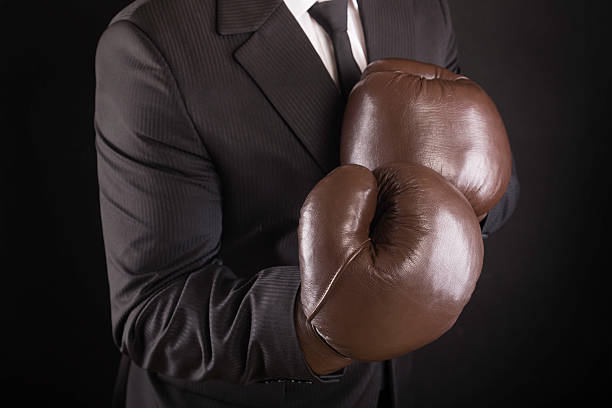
[294,163,483,374]
[341,58,513,219]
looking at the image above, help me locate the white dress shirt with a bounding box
[284,0,368,87]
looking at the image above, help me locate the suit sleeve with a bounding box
[94,20,341,385]
[439,0,520,238]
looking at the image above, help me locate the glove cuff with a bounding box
[294,292,352,375]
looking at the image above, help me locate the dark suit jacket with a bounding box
[94,0,520,406]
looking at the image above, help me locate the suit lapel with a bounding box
[216,0,414,175]
[233,3,344,175]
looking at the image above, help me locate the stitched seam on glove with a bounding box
[306,237,372,322]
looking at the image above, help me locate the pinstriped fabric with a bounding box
[95,0,519,407]
[217,0,282,34]
[95,12,321,389]
[356,0,415,61]
[233,4,345,175]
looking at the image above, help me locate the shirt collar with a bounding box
[284,0,324,18]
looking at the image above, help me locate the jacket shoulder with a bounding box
[109,0,157,26]
[107,0,214,27]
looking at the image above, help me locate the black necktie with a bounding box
[308,0,362,99]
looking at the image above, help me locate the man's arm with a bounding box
[440,0,520,238]
[94,20,342,385]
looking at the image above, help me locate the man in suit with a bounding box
[94,0,520,406]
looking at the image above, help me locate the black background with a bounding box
[1,0,609,406]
